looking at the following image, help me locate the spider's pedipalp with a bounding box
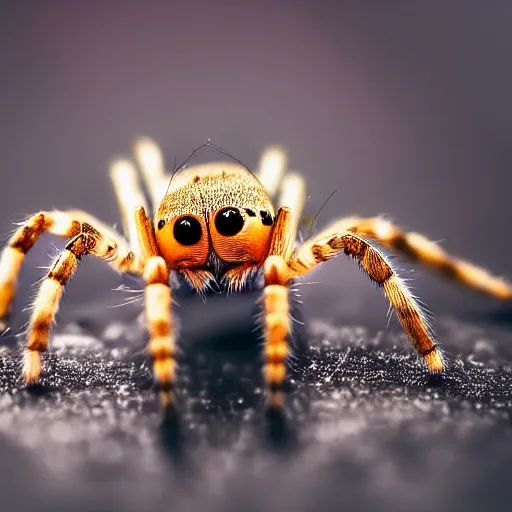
[257,146,307,251]
[268,207,296,265]
[132,206,160,264]
[290,230,444,373]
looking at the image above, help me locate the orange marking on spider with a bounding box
[0,137,510,413]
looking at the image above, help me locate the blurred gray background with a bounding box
[1,1,511,327]
[3,4,512,512]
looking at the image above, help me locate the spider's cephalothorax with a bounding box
[154,164,276,293]
[1,137,511,412]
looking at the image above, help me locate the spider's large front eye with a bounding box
[215,208,244,236]
[173,216,203,245]
[209,204,274,264]
[155,213,208,269]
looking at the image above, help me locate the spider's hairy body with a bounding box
[1,136,511,413]
[160,163,274,217]
[155,163,276,291]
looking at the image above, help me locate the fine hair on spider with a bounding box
[0,136,511,414]
[165,140,255,196]
[301,189,339,242]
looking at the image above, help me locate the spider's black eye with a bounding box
[157,219,165,230]
[173,216,202,245]
[260,210,274,226]
[215,208,244,236]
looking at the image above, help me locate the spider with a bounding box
[0,137,511,411]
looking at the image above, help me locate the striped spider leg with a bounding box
[315,216,512,301]
[0,205,177,408]
[2,135,510,415]
[261,212,448,410]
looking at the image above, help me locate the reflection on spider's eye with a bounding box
[215,208,244,236]
[157,219,165,230]
[173,216,202,245]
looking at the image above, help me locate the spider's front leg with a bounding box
[290,230,444,374]
[0,210,141,332]
[23,224,129,382]
[262,255,296,409]
[261,207,297,409]
[143,256,176,410]
[4,208,152,383]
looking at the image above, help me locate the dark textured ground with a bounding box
[1,284,512,512]
[2,3,512,511]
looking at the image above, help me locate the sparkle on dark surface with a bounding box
[1,288,512,512]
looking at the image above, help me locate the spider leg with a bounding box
[276,172,306,252]
[20,206,158,384]
[290,230,444,373]
[133,137,169,208]
[256,146,288,201]
[256,145,307,243]
[0,211,142,330]
[22,224,128,382]
[262,207,296,409]
[316,216,512,300]
[109,158,150,253]
[144,256,176,411]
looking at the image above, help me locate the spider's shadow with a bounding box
[25,382,54,397]
[155,293,309,464]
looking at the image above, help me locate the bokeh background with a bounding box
[2,1,512,325]
[2,2,512,512]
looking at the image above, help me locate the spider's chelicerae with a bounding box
[1,138,511,411]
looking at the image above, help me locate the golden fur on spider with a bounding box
[0,137,510,411]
